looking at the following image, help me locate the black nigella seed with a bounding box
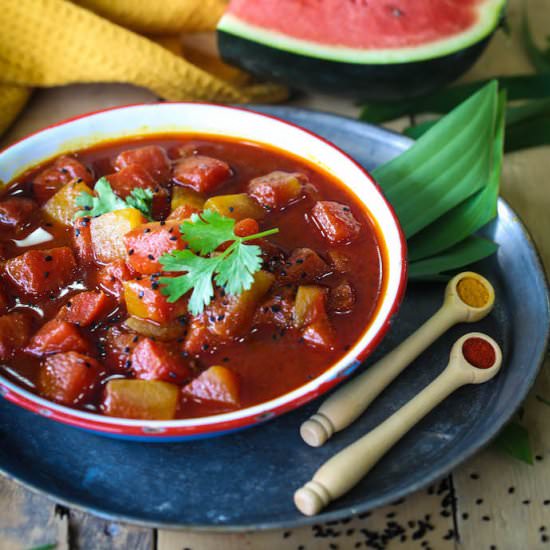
[217,314,225,321]
[144,228,151,233]
[128,249,134,255]
[124,346,130,353]
[201,343,209,351]
[283,531,291,538]
[160,221,166,226]
[75,229,80,237]
[44,272,50,278]
[169,236,178,241]
[470,473,479,480]
[151,282,159,290]
[476,498,483,505]
[125,360,132,368]
[44,255,53,262]
[147,254,155,260]
[523,500,531,505]
[482,515,491,522]
[508,487,515,494]
[138,291,144,299]
[296,258,304,264]
[222,357,230,362]
[132,336,139,343]
[543,534,549,543]
[536,455,544,461]
[229,206,234,212]
[462,513,469,520]
[545,500,550,506]
[168,371,177,379]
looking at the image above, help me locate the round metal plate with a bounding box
[0,107,548,530]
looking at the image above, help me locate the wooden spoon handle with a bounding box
[301,305,461,447]
[295,365,467,516]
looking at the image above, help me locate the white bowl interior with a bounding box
[0,103,405,429]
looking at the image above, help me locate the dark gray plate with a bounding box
[0,108,548,531]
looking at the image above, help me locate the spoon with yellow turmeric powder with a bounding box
[300,272,495,447]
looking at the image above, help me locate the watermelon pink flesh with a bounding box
[226,0,485,50]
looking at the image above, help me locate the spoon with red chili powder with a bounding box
[301,271,496,447]
[295,333,502,516]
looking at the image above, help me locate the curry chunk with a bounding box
[57,291,111,326]
[33,155,93,203]
[25,319,90,356]
[254,286,295,329]
[167,204,201,221]
[124,316,186,341]
[104,326,139,371]
[4,247,77,296]
[302,317,336,350]
[328,281,355,313]
[311,201,361,244]
[90,207,146,263]
[294,285,329,328]
[124,278,187,323]
[171,186,205,212]
[103,379,179,420]
[43,180,93,226]
[0,198,36,228]
[114,145,171,184]
[203,193,264,221]
[124,221,186,275]
[97,260,134,300]
[173,155,232,193]
[0,312,33,360]
[276,248,329,285]
[38,352,101,406]
[184,271,274,353]
[183,366,240,406]
[72,217,95,265]
[248,171,306,210]
[131,338,191,383]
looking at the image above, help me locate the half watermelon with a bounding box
[217,0,506,101]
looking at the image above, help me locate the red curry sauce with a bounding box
[0,135,384,420]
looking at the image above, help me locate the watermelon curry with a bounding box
[0,136,384,421]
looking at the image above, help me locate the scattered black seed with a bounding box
[217,314,225,321]
[84,361,92,369]
[523,500,531,505]
[75,228,81,237]
[470,473,479,480]
[386,512,396,519]
[125,360,132,368]
[147,254,155,260]
[169,236,178,241]
[123,346,130,353]
[441,510,451,518]
[283,531,291,538]
[160,221,166,226]
[44,272,50,278]
[462,512,469,520]
[229,206,234,212]
[222,357,230,362]
[144,228,151,233]
[536,455,544,461]
[132,336,139,343]
[201,343,209,351]
[443,529,455,540]
[508,487,515,494]
[543,534,549,543]
[541,526,547,532]
[138,291,144,299]
[545,500,550,506]
[128,249,134,256]
[44,255,53,262]
[482,515,491,522]
[476,498,483,505]
[168,371,177,379]
[151,282,159,290]
[490,546,497,550]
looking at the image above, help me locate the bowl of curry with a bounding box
[0,103,406,440]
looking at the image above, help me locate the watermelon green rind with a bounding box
[218,0,506,65]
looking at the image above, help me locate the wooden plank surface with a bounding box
[1,0,550,548]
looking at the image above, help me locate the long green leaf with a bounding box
[407,91,505,261]
[408,237,499,281]
[493,422,534,465]
[373,82,498,238]
[360,74,550,124]
[521,11,550,73]
[404,97,550,141]
[505,115,550,152]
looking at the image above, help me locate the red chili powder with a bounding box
[462,338,496,369]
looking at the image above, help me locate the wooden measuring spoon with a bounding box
[294,333,502,516]
[301,271,495,447]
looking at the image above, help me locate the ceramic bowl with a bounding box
[0,103,407,440]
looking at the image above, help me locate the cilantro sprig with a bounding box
[159,210,278,315]
[75,177,154,220]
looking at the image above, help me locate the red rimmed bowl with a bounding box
[0,103,407,441]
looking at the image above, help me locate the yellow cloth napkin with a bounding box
[0,0,287,135]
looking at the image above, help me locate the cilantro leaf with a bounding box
[75,177,126,217]
[215,243,262,295]
[75,178,154,220]
[180,210,236,255]
[160,250,220,315]
[159,211,279,314]
[126,187,154,220]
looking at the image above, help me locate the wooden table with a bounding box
[1,1,550,548]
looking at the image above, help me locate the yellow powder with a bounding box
[457,277,490,308]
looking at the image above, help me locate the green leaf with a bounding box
[180,210,236,255]
[521,10,550,73]
[215,242,262,295]
[373,82,498,238]
[408,237,499,281]
[494,421,534,465]
[159,250,220,314]
[126,187,154,220]
[27,545,57,550]
[75,177,127,218]
[160,213,278,314]
[407,91,506,261]
[360,74,550,124]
